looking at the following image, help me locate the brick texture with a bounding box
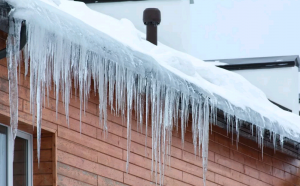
[1,49,300,186]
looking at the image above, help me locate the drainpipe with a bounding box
[0,3,27,59]
[143,8,161,45]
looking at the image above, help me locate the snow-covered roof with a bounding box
[19,0,300,142]
[4,0,300,185]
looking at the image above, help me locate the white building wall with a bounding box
[233,67,299,114]
[86,0,191,54]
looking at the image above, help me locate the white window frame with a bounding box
[0,123,33,186]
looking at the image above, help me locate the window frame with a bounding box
[0,123,33,186]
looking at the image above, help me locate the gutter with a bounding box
[217,61,297,71]
[0,2,27,60]
[205,55,300,71]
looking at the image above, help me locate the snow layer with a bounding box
[4,0,300,185]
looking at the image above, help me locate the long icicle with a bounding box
[7,18,22,182]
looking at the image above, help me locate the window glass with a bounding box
[0,124,32,186]
[13,137,28,186]
[0,125,7,186]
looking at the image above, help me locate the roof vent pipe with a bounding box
[143,8,161,45]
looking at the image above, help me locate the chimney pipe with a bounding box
[143,8,161,45]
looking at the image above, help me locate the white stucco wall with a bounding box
[86,0,191,54]
[233,67,299,114]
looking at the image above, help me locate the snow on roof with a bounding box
[36,0,300,142]
[5,0,300,185]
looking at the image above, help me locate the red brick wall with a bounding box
[0,55,300,186]
[33,132,54,186]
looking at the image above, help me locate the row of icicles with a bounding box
[6,17,281,186]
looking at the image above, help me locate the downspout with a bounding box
[0,2,27,60]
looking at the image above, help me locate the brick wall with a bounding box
[0,50,300,186]
[33,132,54,185]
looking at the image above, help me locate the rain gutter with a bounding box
[0,2,27,60]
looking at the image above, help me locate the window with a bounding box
[0,124,33,186]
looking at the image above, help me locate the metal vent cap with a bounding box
[143,8,161,25]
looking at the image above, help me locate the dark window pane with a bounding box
[0,125,7,186]
[13,137,28,186]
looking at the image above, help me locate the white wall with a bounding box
[86,0,191,54]
[233,67,299,114]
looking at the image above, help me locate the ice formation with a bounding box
[7,16,22,163]
[4,0,300,185]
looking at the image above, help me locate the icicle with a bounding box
[280,135,284,150]
[6,17,22,186]
[7,17,22,137]
[36,79,42,167]
[126,70,134,172]
[236,118,239,150]
[145,80,149,156]
[202,97,210,186]
[273,132,277,153]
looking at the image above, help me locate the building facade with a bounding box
[0,1,300,186]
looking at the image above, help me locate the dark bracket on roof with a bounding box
[0,2,27,60]
[205,55,300,71]
[269,100,292,112]
[217,61,296,71]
